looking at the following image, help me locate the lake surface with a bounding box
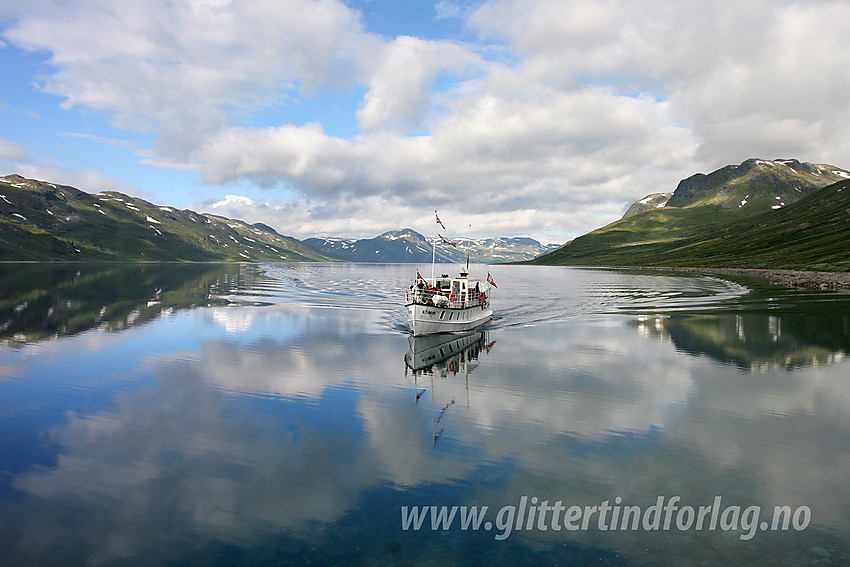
[1,262,849,566]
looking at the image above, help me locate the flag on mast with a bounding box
[487,273,498,288]
[439,234,457,247]
[435,212,446,230]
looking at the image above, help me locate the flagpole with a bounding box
[431,210,437,281]
[466,224,471,273]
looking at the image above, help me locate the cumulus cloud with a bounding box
[467,0,850,168]
[2,0,377,153]
[0,132,145,194]
[3,0,849,240]
[356,35,480,132]
[191,77,689,240]
[10,163,140,195]
[198,190,616,242]
[0,139,29,163]
[434,0,479,21]
[194,83,690,197]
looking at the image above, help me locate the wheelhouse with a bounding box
[406,273,490,310]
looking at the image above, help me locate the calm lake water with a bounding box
[1,262,849,566]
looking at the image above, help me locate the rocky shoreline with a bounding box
[628,266,850,292]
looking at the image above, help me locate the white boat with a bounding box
[405,212,495,336]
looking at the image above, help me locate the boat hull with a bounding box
[406,302,492,336]
[405,331,488,371]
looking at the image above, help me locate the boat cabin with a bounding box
[407,273,489,309]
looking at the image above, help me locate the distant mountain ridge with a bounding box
[533,158,850,271]
[0,174,329,261]
[305,229,558,263]
[1,174,555,263]
[304,229,435,263]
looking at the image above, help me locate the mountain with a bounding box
[0,175,329,261]
[476,236,561,262]
[667,158,848,211]
[304,229,437,263]
[532,158,850,271]
[622,192,672,218]
[0,173,556,263]
[621,158,849,220]
[305,229,558,263]
[645,178,850,271]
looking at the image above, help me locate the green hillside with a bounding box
[0,175,330,261]
[532,179,850,271]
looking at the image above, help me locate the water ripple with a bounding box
[219,263,752,333]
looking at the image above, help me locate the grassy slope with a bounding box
[532,179,850,271]
[0,175,330,262]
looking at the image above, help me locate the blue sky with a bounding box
[2,0,849,243]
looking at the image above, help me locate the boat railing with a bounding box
[406,287,490,309]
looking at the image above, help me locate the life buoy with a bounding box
[449,292,456,302]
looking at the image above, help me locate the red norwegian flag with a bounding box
[435,211,446,230]
[487,273,498,288]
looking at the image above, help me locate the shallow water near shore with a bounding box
[1,262,849,566]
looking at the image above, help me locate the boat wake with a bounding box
[220,263,751,334]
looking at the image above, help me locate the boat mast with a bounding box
[466,224,471,273]
[431,210,438,281]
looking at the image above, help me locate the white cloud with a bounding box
[356,35,480,132]
[192,78,691,241]
[3,0,850,240]
[199,192,430,240]
[434,0,480,21]
[9,163,139,195]
[195,77,692,198]
[60,132,138,150]
[0,140,173,199]
[0,139,30,163]
[197,190,618,243]
[2,0,377,153]
[467,0,850,170]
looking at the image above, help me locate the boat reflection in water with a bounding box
[404,330,495,376]
[404,331,496,446]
